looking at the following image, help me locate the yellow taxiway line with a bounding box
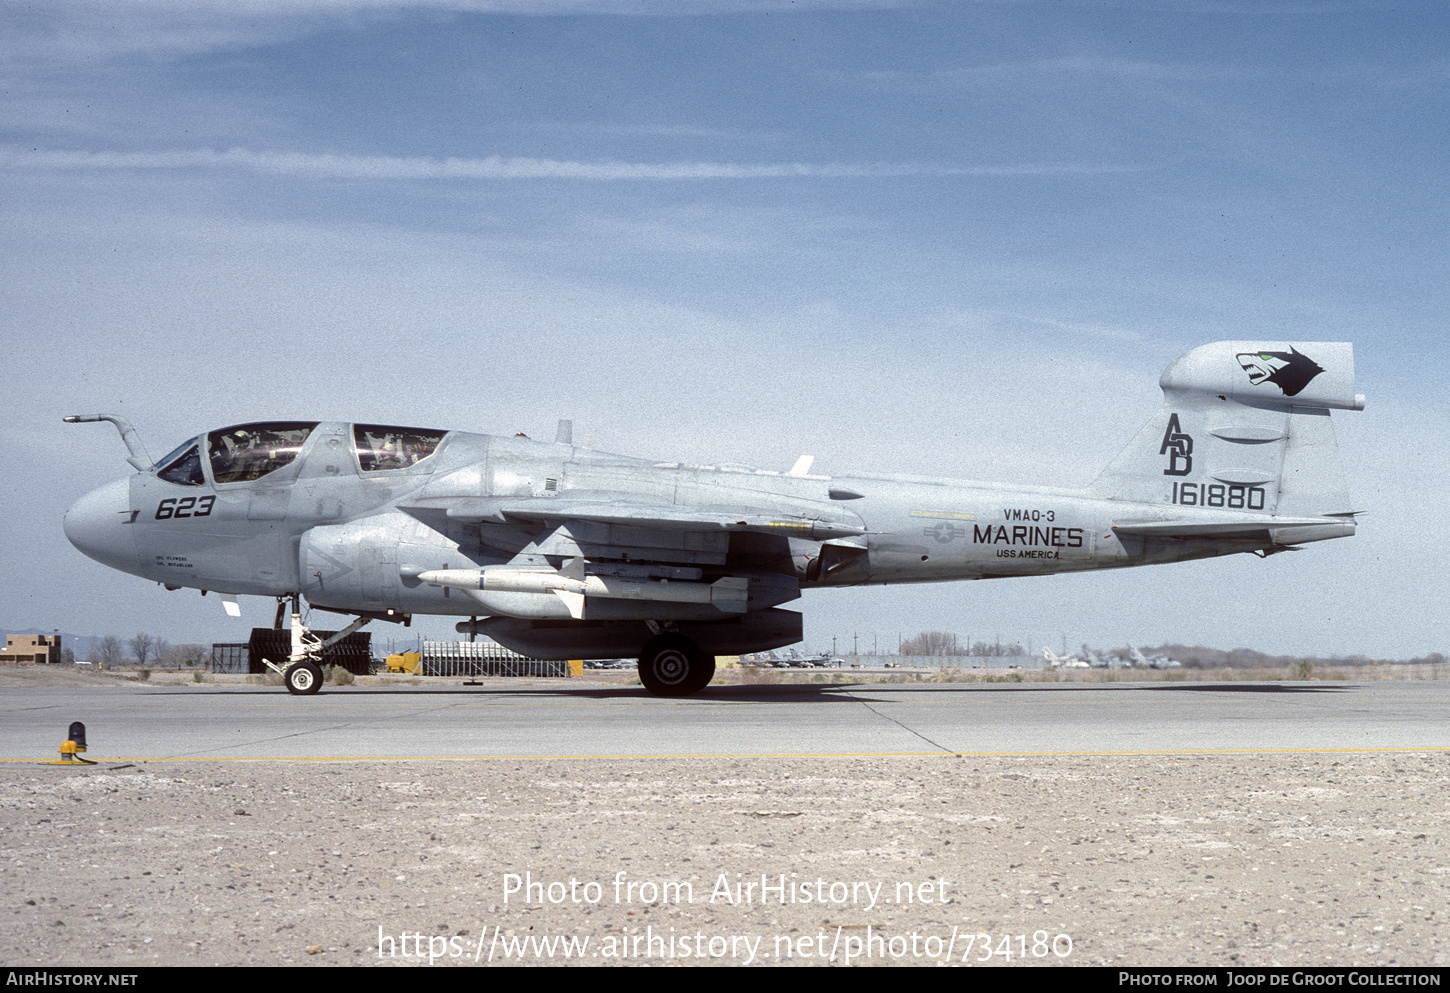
[7,745,1450,764]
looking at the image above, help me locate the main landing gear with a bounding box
[637,632,716,697]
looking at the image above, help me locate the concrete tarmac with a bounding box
[3,673,1449,968]
[2,677,1447,762]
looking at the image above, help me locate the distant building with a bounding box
[1,634,61,664]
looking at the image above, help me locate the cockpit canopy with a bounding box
[153,421,448,485]
[208,422,318,484]
[353,424,447,472]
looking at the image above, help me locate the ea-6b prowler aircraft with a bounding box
[64,340,1363,697]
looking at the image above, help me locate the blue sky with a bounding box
[4,1,1446,658]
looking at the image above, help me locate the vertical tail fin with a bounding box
[1089,342,1363,533]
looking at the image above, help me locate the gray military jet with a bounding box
[64,340,1363,697]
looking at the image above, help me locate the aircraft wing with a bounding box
[495,499,866,541]
[403,496,866,541]
[396,495,846,616]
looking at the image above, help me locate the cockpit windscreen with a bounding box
[158,442,206,486]
[354,424,446,472]
[155,437,199,471]
[208,422,318,484]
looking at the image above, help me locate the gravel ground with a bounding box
[2,746,1447,967]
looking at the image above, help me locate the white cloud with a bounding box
[0,144,1142,181]
[1,0,910,62]
[847,53,1265,94]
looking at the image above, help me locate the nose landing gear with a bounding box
[257,595,371,696]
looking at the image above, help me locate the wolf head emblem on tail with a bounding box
[1236,347,1325,397]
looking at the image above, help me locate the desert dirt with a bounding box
[1,666,1447,968]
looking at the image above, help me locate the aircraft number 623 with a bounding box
[156,496,216,520]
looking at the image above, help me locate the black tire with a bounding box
[284,660,323,696]
[637,634,715,697]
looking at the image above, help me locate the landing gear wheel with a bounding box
[284,660,323,696]
[638,634,715,697]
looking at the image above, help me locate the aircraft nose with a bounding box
[64,478,140,574]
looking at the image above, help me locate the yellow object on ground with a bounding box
[386,652,422,674]
[55,739,94,765]
[568,659,583,677]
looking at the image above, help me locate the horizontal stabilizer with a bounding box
[1159,341,1362,411]
[1113,517,1355,544]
